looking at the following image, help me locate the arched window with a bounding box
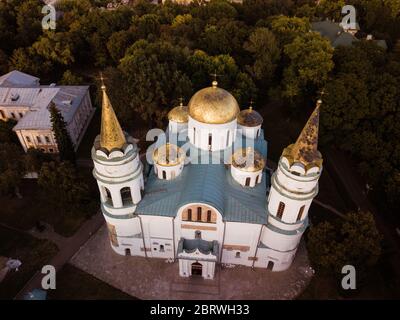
[197,207,202,221]
[255,175,259,184]
[297,205,305,222]
[104,187,113,206]
[193,127,196,144]
[188,209,192,221]
[208,133,212,150]
[277,202,285,219]
[121,187,133,206]
[162,170,166,179]
[245,177,251,186]
[207,210,212,222]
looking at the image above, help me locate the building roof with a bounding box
[311,20,358,48]
[188,81,240,124]
[10,86,89,131]
[99,84,126,152]
[177,238,219,256]
[136,132,270,225]
[0,70,40,87]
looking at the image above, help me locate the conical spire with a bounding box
[100,81,126,152]
[287,100,322,168]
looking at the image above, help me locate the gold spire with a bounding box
[283,100,322,169]
[99,77,126,152]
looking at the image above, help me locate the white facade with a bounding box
[230,165,263,188]
[92,83,323,280]
[237,123,262,140]
[188,116,237,152]
[168,120,187,135]
[0,70,94,153]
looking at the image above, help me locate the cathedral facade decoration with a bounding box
[91,80,323,280]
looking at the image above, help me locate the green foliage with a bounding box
[60,70,84,85]
[307,211,382,280]
[0,49,8,74]
[282,32,334,99]
[0,142,25,195]
[321,42,400,211]
[0,120,18,144]
[49,103,76,164]
[38,161,91,214]
[244,27,280,85]
[269,15,310,46]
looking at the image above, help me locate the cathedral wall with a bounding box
[175,203,224,258]
[188,117,237,152]
[221,222,262,267]
[140,215,174,259]
[260,225,303,252]
[237,123,262,140]
[268,187,313,224]
[230,165,263,188]
[254,246,298,272]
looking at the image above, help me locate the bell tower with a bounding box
[259,100,323,271]
[91,81,144,256]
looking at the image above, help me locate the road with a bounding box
[14,212,104,300]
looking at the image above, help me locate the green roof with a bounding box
[136,131,270,225]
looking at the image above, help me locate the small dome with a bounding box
[231,147,265,172]
[168,104,188,123]
[153,143,185,167]
[237,107,263,127]
[188,81,240,124]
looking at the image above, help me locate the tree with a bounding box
[0,119,18,144]
[307,211,382,280]
[0,142,25,195]
[38,161,90,213]
[244,28,280,85]
[107,40,193,127]
[0,49,8,74]
[49,103,76,164]
[106,29,136,63]
[269,15,310,46]
[60,70,84,85]
[282,32,334,99]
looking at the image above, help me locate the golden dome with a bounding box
[168,104,188,123]
[237,107,263,127]
[188,81,240,124]
[153,143,186,167]
[231,147,265,172]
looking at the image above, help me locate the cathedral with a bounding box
[91,79,323,280]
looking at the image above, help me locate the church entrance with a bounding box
[267,261,274,271]
[191,262,202,276]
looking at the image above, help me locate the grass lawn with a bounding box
[298,261,400,300]
[0,179,96,237]
[0,226,58,299]
[48,264,136,300]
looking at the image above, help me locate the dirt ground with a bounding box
[71,225,314,300]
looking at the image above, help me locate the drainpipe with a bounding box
[172,216,176,261]
[220,220,227,264]
[252,224,264,269]
[138,215,147,258]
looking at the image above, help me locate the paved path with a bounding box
[71,225,314,300]
[14,212,104,300]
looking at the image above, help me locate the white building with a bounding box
[0,70,95,153]
[92,80,323,279]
